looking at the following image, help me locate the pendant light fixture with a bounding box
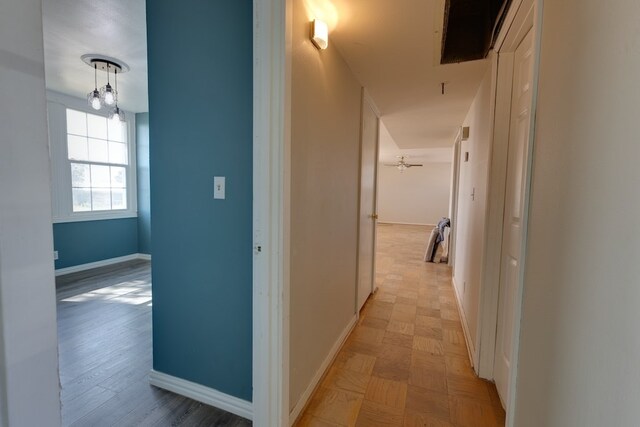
[87,63,102,110]
[81,54,130,116]
[108,69,125,122]
[100,64,117,106]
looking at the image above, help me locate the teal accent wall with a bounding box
[136,112,151,255]
[146,0,253,401]
[53,218,138,269]
[52,114,151,269]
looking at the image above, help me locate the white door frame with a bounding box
[252,0,291,425]
[448,130,462,266]
[3,0,293,424]
[355,89,381,312]
[474,0,544,423]
[503,3,544,423]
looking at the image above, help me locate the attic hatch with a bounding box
[441,0,512,64]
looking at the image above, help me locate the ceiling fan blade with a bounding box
[383,163,398,166]
[407,164,423,167]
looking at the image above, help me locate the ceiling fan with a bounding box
[383,156,423,172]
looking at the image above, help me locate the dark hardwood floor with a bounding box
[57,260,251,427]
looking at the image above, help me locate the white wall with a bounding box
[0,0,62,425]
[289,0,362,415]
[377,162,452,225]
[452,64,494,364]
[377,121,453,225]
[514,1,640,425]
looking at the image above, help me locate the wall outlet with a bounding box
[54,251,59,260]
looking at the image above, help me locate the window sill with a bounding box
[53,211,138,224]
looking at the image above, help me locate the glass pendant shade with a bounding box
[88,89,102,110]
[100,83,117,106]
[108,68,125,122]
[83,57,127,115]
[109,106,125,122]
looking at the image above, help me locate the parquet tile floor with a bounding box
[296,224,506,427]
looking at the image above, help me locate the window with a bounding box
[48,93,136,223]
[66,109,129,212]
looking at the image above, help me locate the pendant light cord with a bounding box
[94,63,98,89]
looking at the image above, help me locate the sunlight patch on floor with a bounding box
[62,281,151,305]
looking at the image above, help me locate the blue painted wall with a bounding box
[53,218,138,269]
[136,112,151,255]
[146,0,253,401]
[52,113,151,269]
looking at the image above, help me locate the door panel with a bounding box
[500,257,518,360]
[494,28,534,404]
[357,98,379,312]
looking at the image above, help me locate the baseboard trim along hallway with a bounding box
[452,276,478,369]
[149,370,253,421]
[289,315,359,424]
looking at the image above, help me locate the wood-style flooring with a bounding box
[295,224,506,426]
[57,260,251,427]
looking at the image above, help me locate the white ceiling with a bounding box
[319,0,489,149]
[42,0,148,113]
[378,120,452,164]
[41,0,486,139]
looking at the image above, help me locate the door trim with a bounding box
[502,2,544,424]
[355,89,381,312]
[252,0,290,425]
[448,130,462,266]
[477,52,513,380]
[475,0,543,423]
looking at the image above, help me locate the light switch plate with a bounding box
[214,176,225,199]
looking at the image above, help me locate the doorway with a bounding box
[473,0,539,421]
[493,27,535,405]
[356,92,380,312]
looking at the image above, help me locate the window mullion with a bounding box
[64,107,132,216]
[68,159,128,168]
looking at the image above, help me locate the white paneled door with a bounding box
[357,95,379,312]
[494,28,535,404]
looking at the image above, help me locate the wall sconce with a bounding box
[311,19,329,50]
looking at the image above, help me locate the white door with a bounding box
[494,28,534,404]
[357,97,379,311]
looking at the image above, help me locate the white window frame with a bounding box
[47,91,137,223]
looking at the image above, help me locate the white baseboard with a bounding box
[451,276,478,370]
[149,370,253,421]
[289,315,358,425]
[378,221,435,227]
[55,253,151,276]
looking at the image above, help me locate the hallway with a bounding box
[296,224,505,426]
